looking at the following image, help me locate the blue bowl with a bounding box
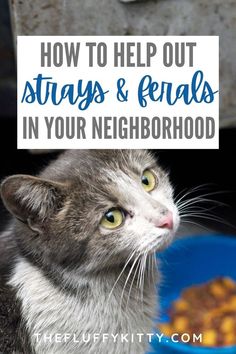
[149,235,236,354]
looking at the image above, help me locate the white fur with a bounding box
[100,168,179,255]
[9,257,157,354]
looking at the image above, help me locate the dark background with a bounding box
[0,2,235,235]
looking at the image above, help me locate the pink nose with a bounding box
[157,211,173,230]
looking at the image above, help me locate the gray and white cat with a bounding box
[0,149,179,354]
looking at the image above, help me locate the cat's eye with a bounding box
[141,170,156,192]
[100,208,125,229]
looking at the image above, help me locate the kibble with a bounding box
[158,277,236,347]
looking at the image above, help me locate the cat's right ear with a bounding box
[0,174,68,230]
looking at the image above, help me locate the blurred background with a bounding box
[0,0,236,235]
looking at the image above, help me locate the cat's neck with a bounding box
[10,254,158,303]
[9,256,157,354]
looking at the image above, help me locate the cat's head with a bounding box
[1,150,179,272]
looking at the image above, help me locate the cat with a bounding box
[0,149,179,354]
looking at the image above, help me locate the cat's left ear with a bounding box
[0,174,67,232]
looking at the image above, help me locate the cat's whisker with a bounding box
[148,253,155,286]
[178,197,227,211]
[174,183,215,205]
[154,252,157,270]
[149,254,153,285]
[174,184,208,202]
[176,186,230,212]
[180,209,227,222]
[177,196,228,211]
[140,251,148,310]
[144,252,149,301]
[138,255,144,308]
[137,253,145,306]
[147,254,152,285]
[140,259,144,311]
[180,212,234,229]
[151,253,156,285]
[176,188,232,232]
[136,256,143,302]
[107,250,136,301]
[125,255,140,310]
[178,197,216,210]
[180,219,213,233]
[137,255,143,290]
[119,255,139,309]
[179,204,222,213]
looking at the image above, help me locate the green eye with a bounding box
[100,208,124,229]
[141,170,156,192]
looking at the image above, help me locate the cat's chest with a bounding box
[29,291,154,354]
[10,259,157,354]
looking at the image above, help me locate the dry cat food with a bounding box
[159,277,236,347]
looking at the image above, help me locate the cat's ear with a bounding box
[0,174,67,231]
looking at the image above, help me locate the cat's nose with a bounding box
[157,211,173,230]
